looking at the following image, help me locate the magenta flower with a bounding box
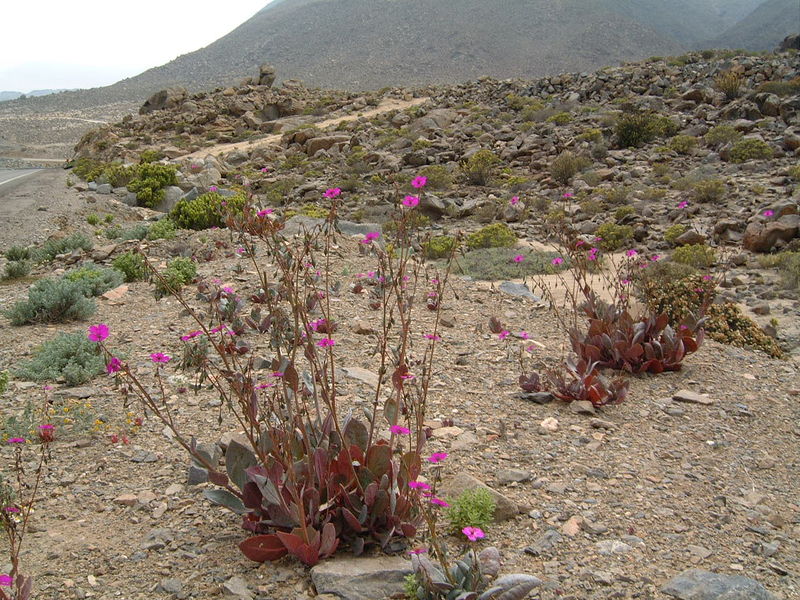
[408,548,428,555]
[512,254,525,263]
[498,330,510,341]
[317,337,336,348]
[209,185,218,192]
[260,167,270,173]
[39,424,54,431]
[588,248,599,261]
[430,497,450,507]
[626,249,638,257]
[402,195,420,208]
[427,452,449,463]
[106,357,122,374]
[411,175,428,189]
[87,323,109,342]
[678,201,689,209]
[621,279,631,285]
[400,373,416,381]
[150,353,171,363]
[408,481,431,491]
[0,575,11,587]
[390,425,410,435]
[361,232,380,244]
[323,187,341,198]
[763,209,774,217]
[181,331,202,341]
[257,208,274,217]
[510,196,520,206]
[651,254,661,261]
[6,438,25,444]
[551,257,564,265]
[562,192,573,199]
[3,507,19,513]
[462,526,485,541]
[424,334,441,341]
[702,274,713,281]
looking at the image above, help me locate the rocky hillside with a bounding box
[705,0,799,52]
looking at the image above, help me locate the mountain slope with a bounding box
[705,0,799,51]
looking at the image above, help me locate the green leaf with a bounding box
[343,418,369,452]
[203,489,246,514]
[226,438,257,491]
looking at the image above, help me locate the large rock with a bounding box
[258,64,276,87]
[779,34,800,51]
[153,186,184,213]
[662,569,777,600]
[440,473,519,521]
[742,215,800,252]
[140,87,188,115]
[306,135,351,156]
[310,556,411,600]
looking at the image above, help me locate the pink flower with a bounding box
[88,323,109,342]
[257,208,274,217]
[621,279,631,285]
[323,187,341,198]
[408,548,428,555]
[427,452,448,463]
[462,526,485,541]
[510,196,520,205]
[651,254,660,262]
[150,353,171,363]
[402,195,420,208]
[390,425,410,435]
[551,257,564,265]
[209,185,218,192]
[763,209,774,217]
[6,438,25,444]
[430,497,450,507]
[317,338,336,348]
[3,507,19,513]
[260,167,269,173]
[106,357,122,374]
[562,192,573,198]
[424,334,441,341]
[408,481,431,491]
[498,330,510,341]
[588,248,599,261]
[181,330,202,341]
[512,254,525,263]
[519,331,530,340]
[361,232,380,244]
[702,274,713,281]
[678,201,689,209]
[411,175,428,189]
[0,575,11,587]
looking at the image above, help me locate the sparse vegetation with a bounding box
[729,138,773,163]
[15,331,105,386]
[460,149,500,186]
[465,223,516,250]
[171,192,247,230]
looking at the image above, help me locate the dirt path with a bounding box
[181,96,429,160]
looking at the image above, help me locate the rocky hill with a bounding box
[705,0,799,52]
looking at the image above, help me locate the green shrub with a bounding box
[120,224,150,241]
[614,206,635,221]
[671,244,715,268]
[419,165,453,190]
[706,303,784,358]
[460,149,500,186]
[139,149,164,163]
[762,251,800,288]
[550,151,590,185]
[445,487,496,533]
[127,163,178,208]
[15,332,105,386]
[704,125,742,148]
[756,78,800,96]
[577,128,603,143]
[729,138,773,163]
[0,371,7,395]
[4,246,30,262]
[668,135,698,155]
[664,224,688,245]
[423,235,457,259]
[63,265,124,297]
[454,248,567,280]
[615,111,677,148]
[546,112,572,125]
[505,94,543,112]
[112,251,148,282]
[146,217,177,240]
[4,278,96,325]
[154,257,197,298]
[714,71,743,100]
[787,165,800,181]
[465,223,516,250]
[86,214,100,226]
[692,179,725,203]
[33,233,93,263]
[4,260,31,280]
[596,222,634,251]
[171,192,247,230]
[601,186,630,206]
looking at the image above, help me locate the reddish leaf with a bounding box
[208,470,230,487]
[276,531,320,566]
[341,507,365,532]
[239,535,288,562]
[319,522,340,557]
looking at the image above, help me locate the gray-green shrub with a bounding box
[5,278,96,325]
[16,331,105,385]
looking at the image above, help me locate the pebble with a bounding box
[596,540,634,555]
[539,417,559,433]
[672,389,715,405]
[496,469,531,485]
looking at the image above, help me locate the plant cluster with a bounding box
[714,71,743,100]
[454,248,567,280]
[550,151,590,185]
[465,224,516,251]
[692,179,725,203]
[595,223,633,251]
[424,236,458,259]
[4,278,96,326]
[671,244,715,268]
[729,138,773,163]
[460,150,500,186]
[664,224,688,246]
[615,110,677,148]
[111,252,148,282]
[445,488,495,534]
[72,159,178,208]
[63,265,124,297]
[668,135,698,154]
[153,257,197,298]
[15,331,105,386]
[32,233,93,263]
[171,192,247,230]
[704,124,741,148]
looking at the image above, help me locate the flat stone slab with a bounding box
[310,556,411,600]
[672,389,715,405]
[662,568,777,600]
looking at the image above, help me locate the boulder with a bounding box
[779,34,800,51]
[306,135,351,156]
[258,64,276,87]
[742,215,800,252]
[153,186,184,213]
[662,568,777,600]
[140,87,188,115]
[310,556,411,600]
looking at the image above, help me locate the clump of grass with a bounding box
[3,260,31,280]
[112,251,148,282]
[32,233,93,263]
[460,149,500,186]
[63,265,124,297]
[550,151,590,185]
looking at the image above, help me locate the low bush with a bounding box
[171,192,247,230]
[33,233,93,263]
[64,265,124,297]
[5,278,96,325]
[147,217,177,240]
[671,244,715,268]
[112,251,148,282]
[423,235,457,259]
[460,149,500,186]
[664,224,688,245]
[704,124,742,148]
[692,179,725,203]
[596,222,633,251]
[614,205,635,221]
[546,112,572,125]
[445,487,495,534]
[4,246,30,262]
[615,111,677,148]
[127,163,178,208]
[756,78,800,96]
[550,151,590,185]
[86,214,100,226]
[465,223,516,250]
[729,139,773,163]
[418,165,453,190]
[714,71,743,100]
[4,260,31,280]
[154,257,197,298]
[668,135,698,155]
[454,248,567,280]
[706,303,784,358]
[15,331,105,386]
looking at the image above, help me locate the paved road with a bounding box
[0,169,42,197]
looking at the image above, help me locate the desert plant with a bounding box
[595,223,633,251]
[671,244,715,268]
[706,303,784,358]
[4,278,96,325]
[15,331,105,386]
[86,214,100,226]
[32,233,93,263]
[146,217,177,240]
[419,165,453,190]
[704,124,742,148]
[423,236,458,259]
[460,150,500,186]
[692,179,725,203]
[112,251,148,282]
[465,224,516,250]
[756,78,800,96]
[445,488,495,534]
[546,112,572,125]
[127,163,178,208]
[546,357,629,406]
[615,111,677,148]
[4,246,30,262]
[550,151,589,185]
[455,248,567,280]
[729,138,773,163]
[63,265,124,297]
[153,257,197,298]
[0,371,7,395]
[714,71,743,100]
[171,192,247,230]
[614,205,635,221]
[4,261,31,280]
[664,224,688,246]
[668,135,698,155]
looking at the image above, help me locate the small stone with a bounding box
[158,578,183,595]
[687,544,713,559]
[596,540,633,555]
[570,400,595,415]
[539,417,559,433]
[672,389,715,405]
[432,426,464,438]
[341,367,379,388]
[114,494,137,507]
[662,568,777,600]
[450,431,479,450]
[498,281,540,301]
[524,529,562,556]
[496,469,531,485]
[561,515,583,537]
[137,490,157,504]
[223,576,253,600]
[522,392,553,404]
[164,483,183,496]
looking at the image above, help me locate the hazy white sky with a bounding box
[0,1,273,91]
